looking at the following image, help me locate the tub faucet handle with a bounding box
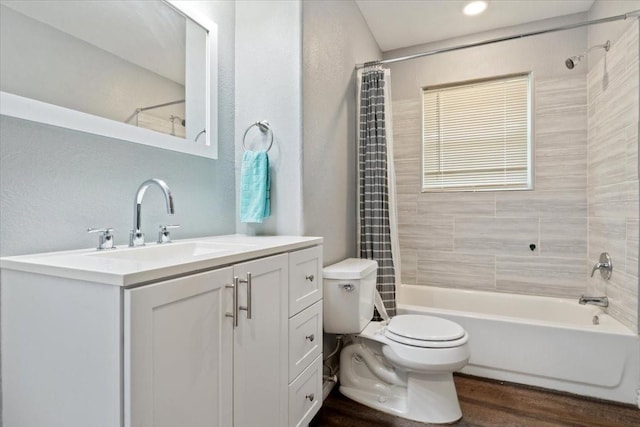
[590,252,612,280]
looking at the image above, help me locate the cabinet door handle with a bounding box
[225,278,239,328]
[246,272,252,320]
[238,273,252,320]
[305,393,315,402]
[305,334,315,342]
[305,274,315,282]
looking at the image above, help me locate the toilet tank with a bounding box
[323,258,378,334]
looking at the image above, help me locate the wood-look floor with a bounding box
[310,374,640,427]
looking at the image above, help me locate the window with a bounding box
[422,74,532,191]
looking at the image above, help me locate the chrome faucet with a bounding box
[579,295,609,307]
[129,179,175,247]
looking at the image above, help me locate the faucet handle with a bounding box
[157,224,180,244]
[591,252,613,280]
[87,227,116,250]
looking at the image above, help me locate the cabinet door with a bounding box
[233,254,289,427]
[124,267,234,427]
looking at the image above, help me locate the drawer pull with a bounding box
[305,274,315,282]
[305,393,315,402]
[305,334,315,342]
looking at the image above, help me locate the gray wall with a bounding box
[388,14,592,299]
[234,0,381,255]
[393,79,591,298]
[586,15,639,332]
[0,0,236,256]
[301,0,381,266]
[234,0,304,236]
[299,0,381,378]
[388,1,640,333]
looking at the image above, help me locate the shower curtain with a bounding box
[356,65,401,318]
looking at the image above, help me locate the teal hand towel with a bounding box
[240,150,271,223]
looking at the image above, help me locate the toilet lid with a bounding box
[385,315,466,347]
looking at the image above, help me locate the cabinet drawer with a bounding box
[288,354,322,427]
[288,300,322,382]
[289,246,323,316]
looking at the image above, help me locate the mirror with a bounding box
[0,0,218,159]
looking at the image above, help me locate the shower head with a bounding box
[565,55,582,70]
[564,40,610,70]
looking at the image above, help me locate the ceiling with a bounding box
[355,0,596,52]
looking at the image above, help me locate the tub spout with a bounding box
[579,295,609,307]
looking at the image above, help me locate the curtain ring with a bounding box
[242,120,273,152]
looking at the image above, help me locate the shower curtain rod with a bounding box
[356,9,640,69]
[137,99,185,112]
[124,99,185,124]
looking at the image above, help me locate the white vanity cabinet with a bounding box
[1,237,323,427]
[124,267,234,427]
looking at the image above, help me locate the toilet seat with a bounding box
[384,314,468,348]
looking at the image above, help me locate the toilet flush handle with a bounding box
[339,283,355,292]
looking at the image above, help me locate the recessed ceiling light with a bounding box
[463,1,488,16]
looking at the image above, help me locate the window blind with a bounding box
[422,74,531,191]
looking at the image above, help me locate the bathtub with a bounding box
[397,285,640,406]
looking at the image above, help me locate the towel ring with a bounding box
[242,120,273,152]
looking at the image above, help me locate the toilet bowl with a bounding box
[323,259,470,424]
[340,316,470,424]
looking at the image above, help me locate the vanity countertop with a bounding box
[0,234,323,287]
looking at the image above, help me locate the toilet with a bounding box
[323,258,470,424]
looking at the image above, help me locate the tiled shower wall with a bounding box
[393,73,590,298]
[586,21,639,332]
[393,20,640,332]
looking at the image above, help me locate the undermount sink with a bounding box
[89,241,249,263]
